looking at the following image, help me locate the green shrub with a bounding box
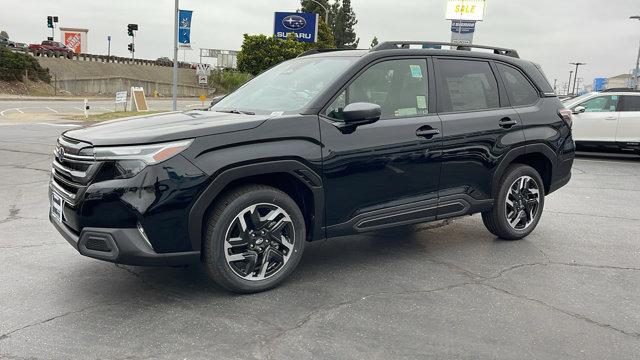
[0,47,50,82]
[237,34,308,76]
[209,69,253,94]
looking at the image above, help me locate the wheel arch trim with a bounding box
[491,143,557,197]
[187,160,324,251]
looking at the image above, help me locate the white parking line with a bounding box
[46,107,59,113]
[36,122,82,127]
[0,108,21,117]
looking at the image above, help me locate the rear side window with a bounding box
[497,64,539,106]
[620,96,640,111]
[437,59,499,112]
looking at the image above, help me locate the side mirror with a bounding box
[573,106,586,114]
[342,102,381,127]
[209,95,226,107]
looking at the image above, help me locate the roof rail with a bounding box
[600,87,640,93]
[372,41,520,58]
[297,48,355,57]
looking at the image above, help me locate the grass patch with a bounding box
[66,110,166,121]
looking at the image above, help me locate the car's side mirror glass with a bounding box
[341,102,381,127]
[573,106,586,114]
[209,95,226,108]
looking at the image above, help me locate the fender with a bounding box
[187,160,325,251]
[490,143,557,197]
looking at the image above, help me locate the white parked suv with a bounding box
[564,90,640,155]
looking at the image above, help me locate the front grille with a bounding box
[51,137,100,204]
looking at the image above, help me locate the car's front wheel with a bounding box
[482,164,545,240]
[203,185,305,293]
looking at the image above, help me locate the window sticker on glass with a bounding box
[416,95,427,109]
[395,108,418,117]
[612,95,618,100]
[409,65,423,78]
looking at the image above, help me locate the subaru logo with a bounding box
[282,15,306,30]
[57,147,65,162]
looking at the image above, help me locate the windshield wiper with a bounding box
[216,109,255,115]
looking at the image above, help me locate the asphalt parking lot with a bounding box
[1,119,639,359]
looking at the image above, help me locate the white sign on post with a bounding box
[196,63,211,76]
[198,74,208,85]
[115,91,127,103]
[445,0,486,21]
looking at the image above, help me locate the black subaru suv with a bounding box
[50,42,574,293]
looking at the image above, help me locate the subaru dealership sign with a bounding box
[274,12,319,43]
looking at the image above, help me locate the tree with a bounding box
[331,0,359,49]
[308,20,335,49]
[237,34,307,76]
[0,30,8,39]
[370,36,379,48]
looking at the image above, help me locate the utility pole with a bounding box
[570,62,586,95]
[567,71,573,96]
[172,0,179,111]
[630,16,640,89]
[107,35,111,58]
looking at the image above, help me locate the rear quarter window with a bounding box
[497,64,539,106]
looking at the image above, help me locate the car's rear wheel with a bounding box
[203,185,305,293]
[482,164,545,240]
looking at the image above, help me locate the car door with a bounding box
[615,95,640,145]
[320,57,443,236]
[434,57,523,214]
[570,95,620,143]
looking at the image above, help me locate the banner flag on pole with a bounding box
[178,9,193,48]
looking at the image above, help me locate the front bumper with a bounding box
[50,213,200,266]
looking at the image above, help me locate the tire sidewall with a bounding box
[495,165,545,239]
[205,188,306,293]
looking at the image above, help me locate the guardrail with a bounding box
[6,46,194,69]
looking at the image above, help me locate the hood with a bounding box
[63,110,270,146]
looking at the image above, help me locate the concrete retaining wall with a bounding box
[37,57,202,97]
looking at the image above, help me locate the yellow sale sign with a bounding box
[445,0,486,21]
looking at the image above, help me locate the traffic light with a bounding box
[47,16,53,28]
[128,43,135,52]
[127,24,138,36]
[53,16,58,23]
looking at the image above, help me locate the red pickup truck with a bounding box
[28,41,74,59]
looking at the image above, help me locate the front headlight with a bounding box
[94,139,194,179]
[94,139,194,165]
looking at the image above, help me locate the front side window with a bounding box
[438,59,500,112]
[211,56,356,115]
[620,96,640,112]
[578,95,619,112]
[497,64,539,106]
[326,59,429,120]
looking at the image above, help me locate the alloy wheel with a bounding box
[224,203,295,281]
[505,175,540,230]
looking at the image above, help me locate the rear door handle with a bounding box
[604,116,617,120]
[499,117,517,128]
[415,126,440,138]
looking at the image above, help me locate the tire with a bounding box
[203,185,306,293]
[482,164,545,240]
[45,50,53,57]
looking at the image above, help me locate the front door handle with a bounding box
[416,126,440,138]
[499,117,517,128]
[604,116,617,120]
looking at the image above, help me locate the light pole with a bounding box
[172,0,179,111]
[308,0,329,24]
[107,35,111,58]
[630,16,640,89]
[569,62,586,95]
[567,70,573,96]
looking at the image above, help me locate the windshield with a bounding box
[211,56,356,115]
[563,93,592,106]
